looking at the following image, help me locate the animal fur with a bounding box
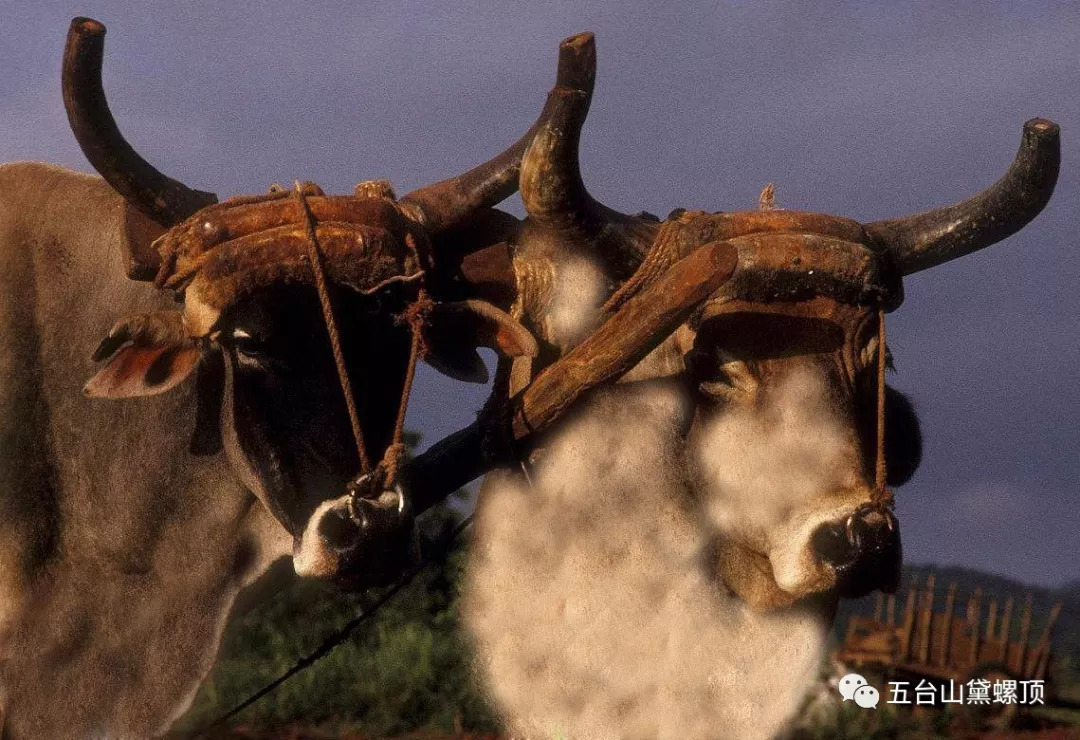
[0,163,290,738]
[465,379,826,739]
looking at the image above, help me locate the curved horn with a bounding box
[519,33,659,280]
[398,128,534,236]
[63,17,218,228]
[399,32,604,236]
[865,118,1060,275]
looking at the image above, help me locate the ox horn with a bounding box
[518,33,659,280]
[865,119,1060,275]
[397,128,533,236]
[63,17,218,229]
[398,33,604,237]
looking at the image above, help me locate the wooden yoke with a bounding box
[510,240,736,438]
[403,240,739,514]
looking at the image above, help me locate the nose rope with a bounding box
[295,182,372,473]
[873,306,889,503]
[384,290,432,484]
[294,182,427,492]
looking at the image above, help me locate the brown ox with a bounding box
[459,34,1059,737]
[0,17,590,738]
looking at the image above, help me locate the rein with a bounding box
[295,183,373,473]
[874,306,889,502]
[293,182,428,505]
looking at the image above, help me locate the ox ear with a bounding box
[84,312,201,398]
[422,300,538,383]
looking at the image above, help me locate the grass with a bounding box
[174,507,501,738]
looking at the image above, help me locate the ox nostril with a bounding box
[856,508,893,547]
[818,506,904,598]
[855,505,889,540]
[318,507,359,551]
[811,521,856,567]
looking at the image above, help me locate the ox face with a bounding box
[213,286,412,546]
[85,278,536,588]
[683,302,921,609]
[84,282,418,586]
[61,15,568,589]
[508,32,1056,616]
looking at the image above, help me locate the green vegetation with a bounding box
[175,503,501,737]
[174,507,1079,739]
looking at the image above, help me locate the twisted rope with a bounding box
[295,181,373,473]
[384,293,433,484]
[873,306,890,504]
[600,217,684,316]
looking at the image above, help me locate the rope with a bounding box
[195,183,453,732]
[383,293,433,485]
[874,306,889,500]
[295,181,372,473]
[294,177,429,500]
[199,514,473,733]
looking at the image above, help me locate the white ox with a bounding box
[462,33,1059,739]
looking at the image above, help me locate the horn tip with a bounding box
[561,32,595,49]
[1025,117,1058,133]
[1024,117,1060,143]
[70,17,106,36]
[556,32,596,94]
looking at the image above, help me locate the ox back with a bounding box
[0,162,290,738]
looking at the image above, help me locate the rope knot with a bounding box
[872,488,896,508]
[399,291,434,330]
[381,441,409,487]
[396,290,435,360]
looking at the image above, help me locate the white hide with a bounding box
[691,366,874,598]
[548,255,607,347]
[465,381,826,740]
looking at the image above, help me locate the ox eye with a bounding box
[689,347,753,400]
[228,328,267,360]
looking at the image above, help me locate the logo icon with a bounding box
[838,673,878,708]
[854,684,880,708]
[838,673,867,701]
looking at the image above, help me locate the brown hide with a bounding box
[0,163,289,738]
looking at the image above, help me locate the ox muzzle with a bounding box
[293,485,419,589]
[810,503,901,598]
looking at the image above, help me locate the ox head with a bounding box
[63,18,553,587]
[508,34,1059,610]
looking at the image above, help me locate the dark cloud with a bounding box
[3,0,1076,586]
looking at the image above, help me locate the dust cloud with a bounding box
[465,379,827,739]
[690,365,870,598]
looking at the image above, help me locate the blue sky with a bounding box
[3,1,1077,586]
